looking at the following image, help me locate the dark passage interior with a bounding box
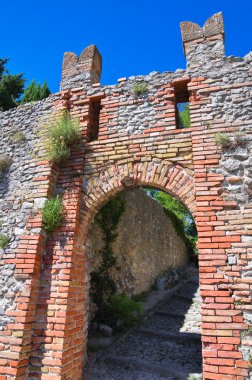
[84,188,202,380]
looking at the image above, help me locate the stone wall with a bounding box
[0,97,58,329]
[87,189,188,297]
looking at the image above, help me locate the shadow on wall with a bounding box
[87,189,192,292]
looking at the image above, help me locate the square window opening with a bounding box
[87,98,102,142]
[174,82,191,129]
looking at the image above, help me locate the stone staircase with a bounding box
[85,267,202,380]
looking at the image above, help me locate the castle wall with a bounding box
[0,12,251,380]
[0,97,58,329]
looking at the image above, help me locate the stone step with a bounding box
[134,328,202,344]
[175,294,195,302]
[142,311,183,334]
[154,310,185,319]
[156,309,201,323]
[86,356,175,379]
[160,298,196,314]
[177,288,200,299]
[104,355,193,379]
[87,268,203,377]
[187,280,199,285]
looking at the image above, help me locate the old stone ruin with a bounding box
[0,11,252,380]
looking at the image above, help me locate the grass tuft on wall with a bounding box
[0,234,10,249]
[42,196,64,232]
[44,111,81,164]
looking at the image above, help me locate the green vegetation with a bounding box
[44,111,81,164]
[42,196,64,232]
[107,294,143,328]
[91,197,125,326]
[241,326,252,339]
[45,138,70,164]
[21,80,51,104]
[214,131,247,150]
[11,131,26,143]
[214,132,232,149]
[0,58,51,111]
[145,189,197,256]
[132,82,148,96]
[0,234,10,249]
[0,154,13,173]
[90,190,198,329]
[91,196,144,329]
[132,289,152,303]
[178,103,191,128]
[0,58,25,111]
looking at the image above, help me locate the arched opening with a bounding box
[84,186,202,379]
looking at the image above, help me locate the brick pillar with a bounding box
[189,78,249,379]
[27,89,91,379]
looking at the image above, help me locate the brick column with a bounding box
[190,78,249,379]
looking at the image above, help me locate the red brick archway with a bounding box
[82,161,196,230]
[25,158,247,380]
[14,161,194,379]
[79,161,198,376]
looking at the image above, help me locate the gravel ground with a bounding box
[85,264,202,379]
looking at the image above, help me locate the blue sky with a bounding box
[1,1,251,93]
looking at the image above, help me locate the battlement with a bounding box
[180,12,225,69]
[61,44,102,90]
[60,13,226,90]
[180,12,224,46]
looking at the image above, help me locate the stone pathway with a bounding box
[85,266,202,380]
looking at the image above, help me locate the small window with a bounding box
[87,97,102,142]
[173,80,191,129]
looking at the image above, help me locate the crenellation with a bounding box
[61,44,102,91]
[181,12,225,71]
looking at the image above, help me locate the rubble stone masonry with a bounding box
[87,188,188,297]
[0,12,251,380]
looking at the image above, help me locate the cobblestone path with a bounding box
[85,267,202,380]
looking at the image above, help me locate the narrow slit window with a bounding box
[173,82,191,129]
[87,98,102,142]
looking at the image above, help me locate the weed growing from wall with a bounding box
[44,111,81,164]
[241,326,252,339]
[42,195,64,232]
[214,132,232,149]
[215,131,247,150]
[11,131,26,143]
[0,234,10,249]
[132,82,148,96]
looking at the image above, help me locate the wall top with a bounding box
[61,44,102,91]
[180,12,224,44]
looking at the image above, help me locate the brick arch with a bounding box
[81,161,196,237]
[75,160,198,378]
